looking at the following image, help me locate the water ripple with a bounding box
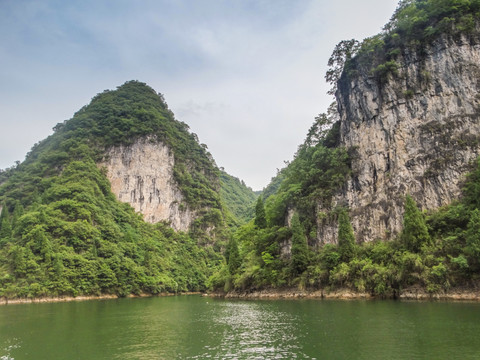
[1,338,21,360]
[187,301,316,359]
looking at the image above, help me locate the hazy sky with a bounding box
[0,0,398,190]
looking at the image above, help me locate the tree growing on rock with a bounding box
[325,39,360,95]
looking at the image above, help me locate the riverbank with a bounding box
[3,288,480,305]
[216,287,480,301]
[0,292,203,305]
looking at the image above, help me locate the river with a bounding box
[1,295,480,359]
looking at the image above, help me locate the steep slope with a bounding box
[100,138,194,231]
[219,170,257,227]
[210,0,480,297]
[324,1,480,243]
[0,81,247,299]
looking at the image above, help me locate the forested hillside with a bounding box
[219,171,257,227]
[0,81,251,299]
[209,0,480,297]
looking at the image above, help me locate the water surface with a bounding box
[1,296,480,359]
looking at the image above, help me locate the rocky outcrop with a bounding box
[319,32,480,243]
[221,287,480,301]
[100,138,194,231]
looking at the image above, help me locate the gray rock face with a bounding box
[100,138,194,231]
[319,33,480,244]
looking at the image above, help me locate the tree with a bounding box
[290,213,309,277]
[465,209,480,270]
[304,113,334,148]
[254,196,267,229]
[225,237,241,275]
[0,206,12,246]
[302,103,340,151]
[325,39,360,95]
[383,0,417,33]
[401,194,431,252]
[337,209,355,262]
[463,158,480,209]
[11,201,24,229]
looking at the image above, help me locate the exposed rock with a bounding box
[279,208,296,257]
[319,32,480,244]
[100,137,194,231]
[222,287,480,301]
[316,206,339,246]
[279,238,292,258]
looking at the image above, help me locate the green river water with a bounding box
[1,295,480,359]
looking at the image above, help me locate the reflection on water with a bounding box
[1,296,480,359]
[0,338,20,360]
[189,301,315,359]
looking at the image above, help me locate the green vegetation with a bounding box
[254,197,267,229]
[327,0,480,91]
[219,170,257,227]
[337,209,355,263]
[0,81,243,299]
[289,213,309,278]
[325,40,360,94]
[35,81,220,210]
[3,1,480,300]
[0,160,220,298]
[402,194,431,252]
[210,154,480,296]
[207,110,354,292]
[207,1,480,296]
[383,0,480,44]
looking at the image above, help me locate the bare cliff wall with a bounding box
[319,32,480,244]
[100,138,194,231]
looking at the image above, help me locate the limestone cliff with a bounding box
[320,31,480,243]
[100,137,194,231]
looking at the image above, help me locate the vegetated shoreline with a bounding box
[3,288,480,305]
[0,292,203,306]
[212,287,480,302]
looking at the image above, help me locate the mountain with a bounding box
[324,1,480,244]
[3,0,480,300]
[211,0,480,297]
[0,81,255,299]
[219,170,258,227]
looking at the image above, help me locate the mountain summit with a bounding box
[0,81,255,298]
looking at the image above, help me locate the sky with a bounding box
[0,0,399,190]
